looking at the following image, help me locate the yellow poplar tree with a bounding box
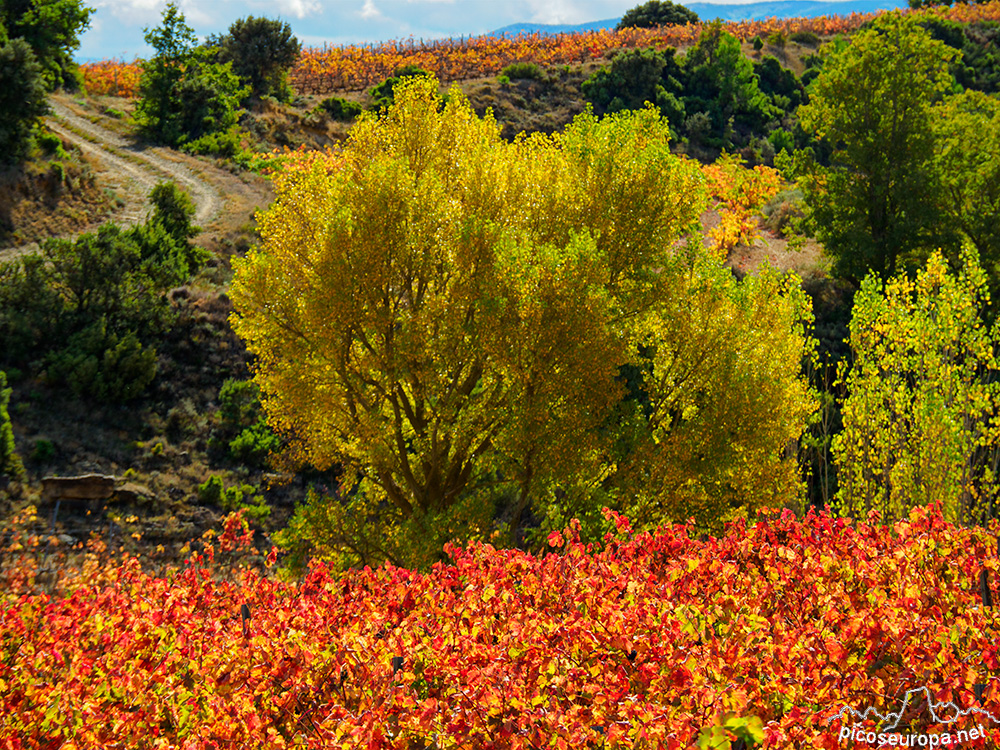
[231,76,816,566]
[832,247,1000,525]
[230,77,706,566]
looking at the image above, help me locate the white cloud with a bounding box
[360,0,385,20]
[244,0,323,19]
[528,0,582,24]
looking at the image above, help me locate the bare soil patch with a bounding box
[0,143,114,250]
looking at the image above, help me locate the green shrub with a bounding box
[46,320,158,403]
[790,30,821,46]
[219,378,262,426]
[369,65,431,109]
[500,62,543,80]
[228,421,280,467]
[316,96,362,122]
[214,16,301,101]
[30,439,55,463]
[496,75,510,86]
[36,130,67,159]
[767,127,795,156]
[0,188,203,402]
[754,56,805,113]
[215,378,281,468]
[197,474,225,504]
[752,36,764,51]
[582,47,680,115]
[148,181,206,274]
[197,475,270,520]
[181,127,245,159]
[48,160,65,184]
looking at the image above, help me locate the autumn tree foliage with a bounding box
[833,248,1000,526]
[230,76,815,568]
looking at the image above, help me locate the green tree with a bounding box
[617,0,698,29]
[0,370,25,480]
[0,37,48,163]
[148,181,201,259]
[215,16,301,101]
[231,76,815,568]
[135,3,247,146]
[795,14,958,282]
[135,2,196,142]
[754,55,806,112]
[582,46,687,132]
[682,22,777,148]
[0,0,93,90]
[832,248,1000,526]
[931,90,1000,281]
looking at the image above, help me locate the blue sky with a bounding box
[77,0,743,61]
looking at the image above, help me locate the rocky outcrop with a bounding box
[41,474,116,502]
[111,482,154,504]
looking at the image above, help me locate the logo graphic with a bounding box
[827,684,1000,746]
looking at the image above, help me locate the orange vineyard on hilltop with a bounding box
[81,2,1000,98]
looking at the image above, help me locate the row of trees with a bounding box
[582,24,806,156]
[780,14,1000,525]
[135,3,301,149]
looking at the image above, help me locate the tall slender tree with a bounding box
[796,14,958,282]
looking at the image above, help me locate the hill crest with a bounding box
[487,0,905,37]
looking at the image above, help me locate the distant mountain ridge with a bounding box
[487,0,906,37]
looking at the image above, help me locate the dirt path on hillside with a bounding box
[0,96,271,263]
